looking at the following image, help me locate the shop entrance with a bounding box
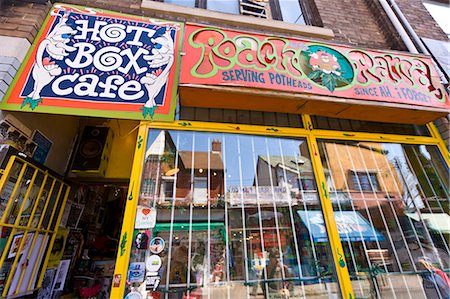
[59,184,127,299]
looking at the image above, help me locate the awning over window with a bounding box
[297,210,384,242]
[406,213,450,234]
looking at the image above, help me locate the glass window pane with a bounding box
[124,129,341,298]
[41,181,62,229]
[311,115,431,136]
[165,0,196,8]
[279,0,305,25]
[318,140,449,299]
[207,0,240,15]
[2,164,35,225]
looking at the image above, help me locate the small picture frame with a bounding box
[66,202,84,229]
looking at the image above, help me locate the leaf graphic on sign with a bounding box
[120,232,127,256]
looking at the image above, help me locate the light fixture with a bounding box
[165,168,180,176]
[199,168,204,173]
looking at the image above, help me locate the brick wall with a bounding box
[313,0,395,49]
[364,0,406,51]
[395,0,448,41]
[393,0,449,146]
[61,0,143,15]
[0,0,51,43]
[1,0,446,50]
[312,0,447,50]
[434,116,450,149]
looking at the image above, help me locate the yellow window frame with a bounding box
[111,116,449,299]
[0,156,70,297]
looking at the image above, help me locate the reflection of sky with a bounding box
[145,129,307,188]
[423,2,450,36]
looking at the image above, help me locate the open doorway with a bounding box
[51,184,127,299]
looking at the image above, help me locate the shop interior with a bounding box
[0,112,136,298]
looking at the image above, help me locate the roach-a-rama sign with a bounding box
[181,24,450,111]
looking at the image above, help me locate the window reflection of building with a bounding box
[319,140,450,282]
[226,153,323,207]
[140,131,224,207]
[323,142,404,209]
[177,139,224,206]
[255,155,317,199]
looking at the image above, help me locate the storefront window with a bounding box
[125,129,341,298]
[318,141,449,299]
[311,116,431,136]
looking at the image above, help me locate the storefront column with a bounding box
[427,122,450,166]
[111,123,148,299]
[302,115,354,299]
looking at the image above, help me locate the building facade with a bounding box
[0,0,448,298]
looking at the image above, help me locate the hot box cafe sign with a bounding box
[1,5,183,121]
[181,24,449,110]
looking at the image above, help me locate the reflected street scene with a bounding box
[124,129,449,299]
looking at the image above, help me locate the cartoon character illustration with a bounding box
[307,48,351,92]
[23,12,76,110]
[310,50,341,75]
[140,29,174,118]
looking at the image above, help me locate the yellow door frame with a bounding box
[111,116,449,299]
[111,124,148,296]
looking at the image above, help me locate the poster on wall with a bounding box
[1,4,183,121]
[7,233,33,259]
[31,130,52,165]
[11,234,49,295]
[47,227,69,268]
[36,268,56,299]
[51,259,71,292]
[6,233,49,296]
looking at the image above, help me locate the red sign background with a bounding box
[181,24,449,111]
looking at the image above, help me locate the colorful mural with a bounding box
[1,4,183,121]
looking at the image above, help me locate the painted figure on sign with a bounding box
[140,29,174,118]
[24,12,76,110]
[306,47,351,92]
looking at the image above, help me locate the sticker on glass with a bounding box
[145,275,161,291]
[128,262,145,283]
[125,291,143,299]
[135,206,156,229]
[149,237,165,254]
[146,255,162,273]
[134,231,150,250]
